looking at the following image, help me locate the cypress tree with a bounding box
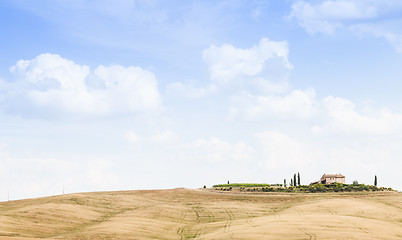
[297,172,300,186]
[290,178,293,187]
[284,179,287,188]
[293,174,296,187]
[374,175,377,187]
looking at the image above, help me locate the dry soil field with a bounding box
[0,188,401,239]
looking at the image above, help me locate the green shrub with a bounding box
[213,183,271,188]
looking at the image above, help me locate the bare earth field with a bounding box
[0,189,401,239]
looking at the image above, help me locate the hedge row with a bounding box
[213,183,280,188]
[214,183,393,193]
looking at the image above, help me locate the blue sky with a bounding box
[1,0,402,200]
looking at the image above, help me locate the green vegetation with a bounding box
[212,173,393,193]
[213,183,394,193]
[213,183,279,188]
[297,172,300,186]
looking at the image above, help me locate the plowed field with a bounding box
[0,189,401,239]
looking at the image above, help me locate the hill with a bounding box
[0,189,401,239]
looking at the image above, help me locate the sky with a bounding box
[1,0,402,201]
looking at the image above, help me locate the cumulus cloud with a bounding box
[203,38,291,85]
[312,96,402,135]
[167,37,292,100]
[1,53,161,116]
[229,88,316,120]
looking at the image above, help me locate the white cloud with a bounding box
[0,156,78,200]
[251,7,263,19]
[289,0,377,34]
[203,38,291,84]
[353,22,402,53]
[149,130,180,144]
[1,53,161,116]
[94,65,161,111]
[254,130,318,170]
[325,143,402,186]
[252,77,290,94]
[86,159,120,188]
[289,0,402,52]
[0,155,124,201]
[125,131,254,163]
[165,82,217,98]
[125,131,143,143]
[180,137,254,163]
[229,88,316,120]
[312,96,402,135]
[125,130,180,145]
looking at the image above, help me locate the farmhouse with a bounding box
[312,173,345,184]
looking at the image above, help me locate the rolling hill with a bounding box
[0,188,401,239]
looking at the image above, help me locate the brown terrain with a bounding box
[0,188,401,239]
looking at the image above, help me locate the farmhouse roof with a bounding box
[321,173,345,179]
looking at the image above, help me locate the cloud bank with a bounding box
[1,53,161,116]
[289,0,402,53]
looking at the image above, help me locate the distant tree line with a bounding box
[207,174,383,192]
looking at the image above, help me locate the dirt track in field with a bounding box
[0,189,401,239]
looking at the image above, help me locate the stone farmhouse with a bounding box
[311,173,345,184]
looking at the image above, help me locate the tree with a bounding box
[293,174,296,187]
[227,180,230,184]
[284,179,287,188]
[297,172,300,186]
[290,178,293,187]
[374,175,377,187]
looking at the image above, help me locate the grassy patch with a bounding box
[213,183,274,188]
